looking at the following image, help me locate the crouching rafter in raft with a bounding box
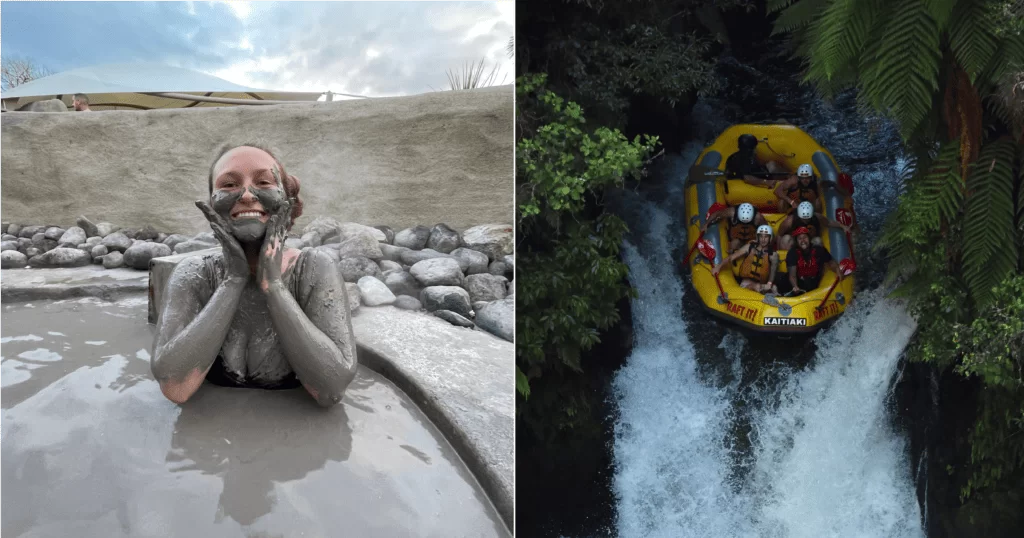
[683,124,859,334]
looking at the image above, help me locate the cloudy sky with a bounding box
[0,1,514,97]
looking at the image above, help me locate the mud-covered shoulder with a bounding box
[290,247,342,307]
[165,251,226,305]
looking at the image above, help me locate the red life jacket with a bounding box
[794,247,821,279]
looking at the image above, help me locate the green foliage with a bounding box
[516,74,656,434]
[779,0,1024,503]
[962,139,1019,306]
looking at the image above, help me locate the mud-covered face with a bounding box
[797,233,811,250]
[211,146,286,243]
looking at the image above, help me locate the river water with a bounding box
[607,61,926,537]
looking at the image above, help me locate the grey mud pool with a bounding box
[1,296,508,537]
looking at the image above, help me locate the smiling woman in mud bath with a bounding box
[151,142,357,408]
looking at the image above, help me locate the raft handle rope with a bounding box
[761,135,798,158]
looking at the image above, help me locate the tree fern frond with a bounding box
[806,0,879,82]
[949,0,1000,83]
[924,0,958,32]
[771,0,829,36]
[979,31,1024,91]
[768,0,798,15]
[961,139,1019,307]
[859,0,942,140]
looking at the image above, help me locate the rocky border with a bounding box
[2,216,514,343]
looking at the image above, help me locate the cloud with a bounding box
[0,1,514,97]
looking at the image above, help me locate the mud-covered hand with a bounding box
[196,200,249,281]
[257,199,293,293]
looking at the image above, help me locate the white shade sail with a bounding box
[1,62,330,111]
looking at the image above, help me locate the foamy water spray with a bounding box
[610,143,923,535]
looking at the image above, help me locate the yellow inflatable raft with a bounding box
[683,124,857,333]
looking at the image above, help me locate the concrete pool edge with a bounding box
[1,266,150,303]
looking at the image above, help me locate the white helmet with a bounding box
[797,164,813,177]
[756,224,773,237]
[737,203,756,223]
[797,201,814,219]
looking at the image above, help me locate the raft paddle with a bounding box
[697,239,729,304]
[816,259,856,311]
[683,202,727,266]
[835,207,856,264]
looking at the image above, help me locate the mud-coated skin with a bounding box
[151,155,357,407]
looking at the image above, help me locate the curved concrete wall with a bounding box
[1,86,513,235]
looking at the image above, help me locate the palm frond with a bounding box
[924,0,958,32]
[961,139,1019,306]
[806,0,878,83]
[767,0,798,15]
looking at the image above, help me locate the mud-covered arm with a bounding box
[151,257,246,404]
[266,250,358,407]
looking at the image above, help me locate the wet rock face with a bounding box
[475,297,513,342]
[434,310,475,328]
[385,271,422,298]
[420,286,473,318]
[357,276,396,306]
[461,224,513,261]
[395,226,431,250]
[31,247,92,268]
[427,224,461,254]
[123,242,173,270]
[338,256,381,283]
[410,258,464,287]
[1,250,28,269]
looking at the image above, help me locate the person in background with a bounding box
[774,163,820,212]
[777,200,851,251]
[724,133,787,189]
[72,93,92,111]
[787,227,842,294]
[702,202,770,254]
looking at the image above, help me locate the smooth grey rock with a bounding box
[193,231,216,244]
[161,234,190,250]
[357,276,397,306]
[31,233,58,253]
[96,222,119,237]
[19,225,46,239]
[120,227,139,240]
[156,233,168,243]
[420,286,472,317]
[385,271,422,297]
[101,232,133,253]
[394,295,422,310]
[410,257,463,287]
[473,301,490,312]
[301,231,322,248]
[378,260,403,273]
[1,241,18,252]
[427,223,461,254]
[44,226,67,241]
[400,248,448,266]
[394,225,431,250]
[450,247,489,275]
[2,234,17,242]
[136,225,160,241]
[335,233,383,260]
[379,243,412,263]
[489,261,508,276]
[465,274,508,303]
[503,255,515,276]
[508,280,515,296]
[285,237,305,250]
[173,240,217,254]
[24,247,41,258]
[17,237,33,251]
[91,245,109,259]
[338,222,386,243]
[303,216,342,243]
[476,296,513,342]
[1,250,28,269]
[131,239,144,247]
[86,236,103,246]
[344,282,361,311]
[374,225,395,244]
[31,247,92,268]
[77,243,92,251]
[123,242,173,270]
[8,224,23,237]
[311,245,340,262]
[434,310,475,328]
[102,251,125,269]
[461,224,513,261]
[57,226,87,248]
[337,256,381,282]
